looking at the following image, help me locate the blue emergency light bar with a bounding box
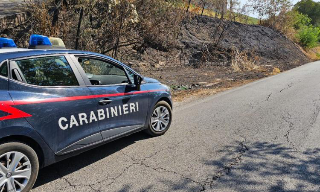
[0,38,17,49]
[29,34,52,49]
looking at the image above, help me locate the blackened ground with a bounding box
[123,15,310,94]
[179,16,309,70]
[129,15,310,70]
[0,0,25,19]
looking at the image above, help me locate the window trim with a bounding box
[8,54,86,88]
[72,55,134,87]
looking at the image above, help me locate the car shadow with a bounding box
[202,141,320,192]
[33,131,151,188]
[34,138,320,191]
[111,141,320,192]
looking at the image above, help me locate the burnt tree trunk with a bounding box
[75,7,83,50]
[186,0,192,13]
[201,2,206,15]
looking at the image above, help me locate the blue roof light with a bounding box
[29,34,52,47]
[0,38,17,48]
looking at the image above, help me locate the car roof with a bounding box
[0,49,120,64]
[0,48,31,54]
[0,48,141,76]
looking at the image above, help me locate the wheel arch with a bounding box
[156,97,172,109]
[0,125,56,168]
[143,93,173,130]
[0,135,45,168]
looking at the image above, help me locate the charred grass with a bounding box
[142,63,280,102]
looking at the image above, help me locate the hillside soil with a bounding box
[122,16,310,100]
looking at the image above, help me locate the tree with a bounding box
[250,0,292,27]
[186,0,192,13]
[228,0,240,21]
[237,3,251,24]
[294,0,320,27]
[213,0,227,19]
[200,0,206,15]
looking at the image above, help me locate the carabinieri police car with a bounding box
[0,35,172,192]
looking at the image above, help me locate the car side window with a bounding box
[77,57,130,85]
[14,56,79,86]
[126,69,135,84]
[0,62,8,77]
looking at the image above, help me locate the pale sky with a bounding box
[239,0,319,6]
[238,0,320,17]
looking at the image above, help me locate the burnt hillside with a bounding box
[181,16,309,69]
[0,11,310,73]
[128,16,309,72]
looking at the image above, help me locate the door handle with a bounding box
[99,99,112,105]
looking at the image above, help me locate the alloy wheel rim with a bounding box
[151,106,170,132]
[0,151,32,192]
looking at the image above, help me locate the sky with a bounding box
[238,0,320,17]
[239,0,319,6]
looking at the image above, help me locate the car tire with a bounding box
[0,142,39,192]
[145,101,172,136]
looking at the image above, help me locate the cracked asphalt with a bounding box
[32,61,320,192]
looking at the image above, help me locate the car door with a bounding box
[8,54,103,155]
[71,55,149,140]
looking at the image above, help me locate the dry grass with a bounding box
[231,49,261,72]
[305,46,320,61]
[185,3,258,24]
[172,79,256,102]
[172,65,281,103]
[171,49,270,102]
[270,67,281,76]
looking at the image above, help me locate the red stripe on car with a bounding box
[0,89,166,121]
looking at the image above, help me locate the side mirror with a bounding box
[90,80,101,85]
[134,75,143,91]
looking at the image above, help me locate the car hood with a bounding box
[143,77,160,84]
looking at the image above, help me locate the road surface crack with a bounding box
[140,161,206,191]
[54,168,83,191]
[310,97,320,127]
[280,83,293,93]
[53,158,139,191]
[81,141,187,191]
[266,93,272,101]
[120,141,207,191]
[54,167,105,192]
[282,113,297,150]
[203,140,249,190]
[123,140,184,162]
[88,185,101,192]
[93,163,138,190]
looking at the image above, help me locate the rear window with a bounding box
[0,62,8,77]
[15,56,79,86]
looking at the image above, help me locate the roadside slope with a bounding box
[133,15,309,72]
[179,16,310,70]
[137,16,310,95]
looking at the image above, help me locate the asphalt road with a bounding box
[32,61,320,192]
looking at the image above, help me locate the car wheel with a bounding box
[145,101,172,136]
[0,142,39,192]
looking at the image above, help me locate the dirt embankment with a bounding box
[126,16,310,98]
[1,12,311,100]
[180,16,309,70]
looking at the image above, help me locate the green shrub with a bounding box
[297,26,320,48]
[293,12,312,30]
